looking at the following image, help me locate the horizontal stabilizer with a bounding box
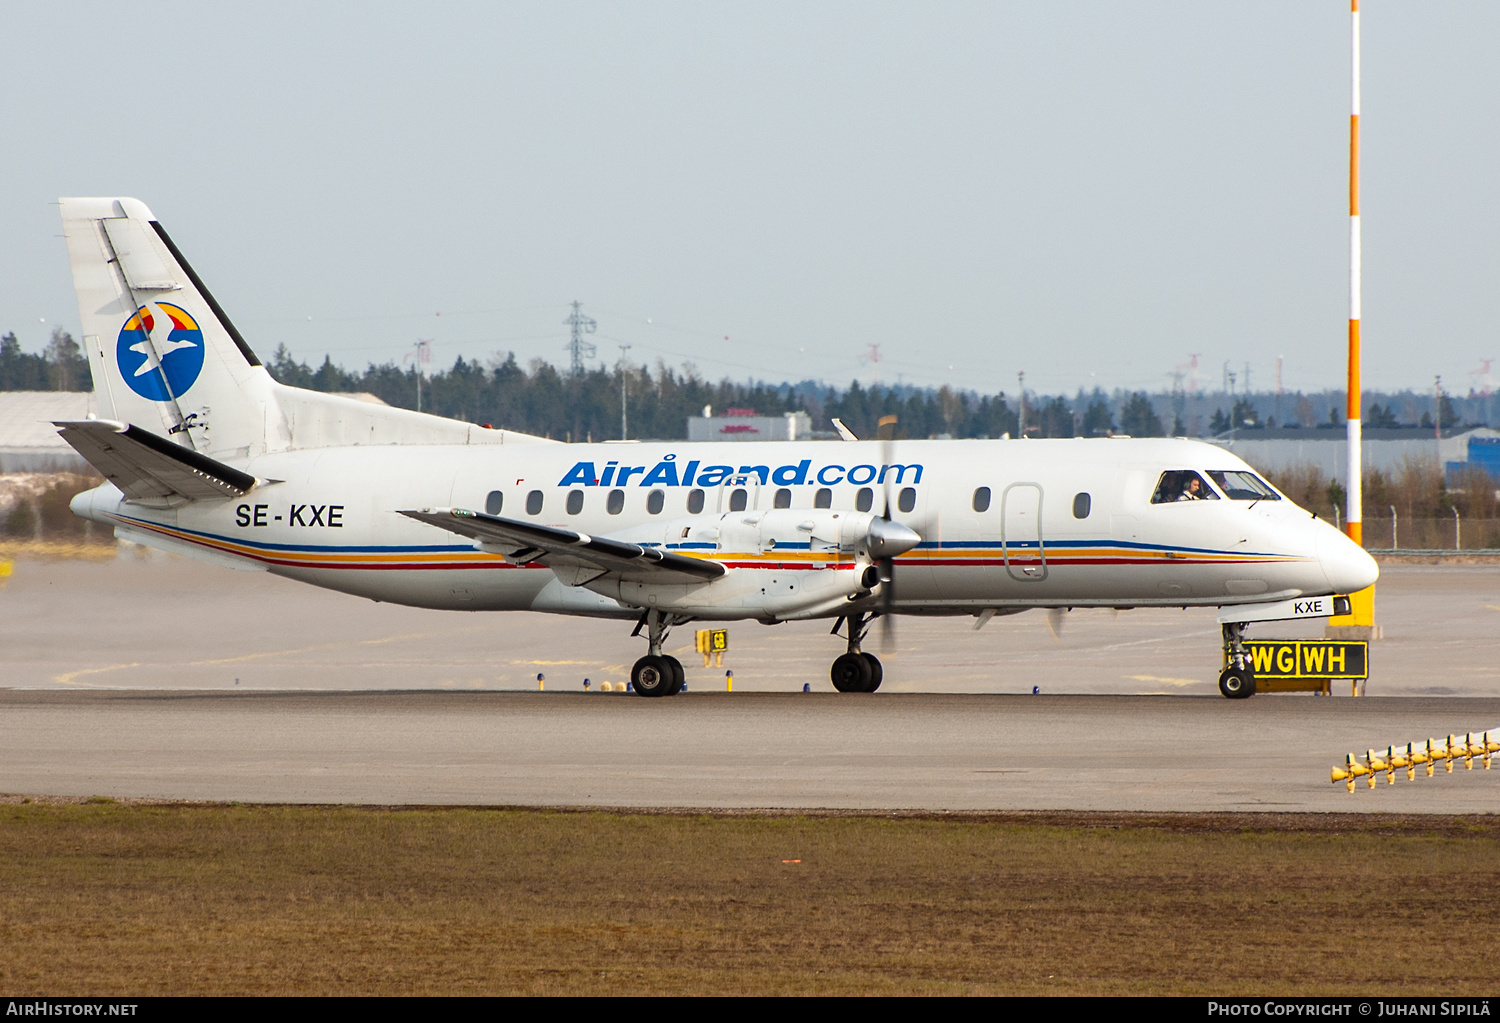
[55,419,256,501]
[401,507,725,583]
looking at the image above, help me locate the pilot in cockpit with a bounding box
[1178,475,1207,501]
[1152,470,1217,504]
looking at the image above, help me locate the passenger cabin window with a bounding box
[728,488,748,512]
[898,487,916,513]
[526,490,544,515]
[972,486,991,513]
[773,488,792,509]
[647,489,665,515]
[566,489,584,515]
[1208,470,1280,502]
[814,487,832,509]
[607,489,625,514]
[1073,492,1091,518]
[855,487,874,512]
[1151,471,1219,504]
[485,491,503,515]
[687,488,705,514]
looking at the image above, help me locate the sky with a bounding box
[2,1,1497,398]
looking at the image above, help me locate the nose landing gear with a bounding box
[631,610,686,697]
[829,613,883,692]
[1219,621,1257,699]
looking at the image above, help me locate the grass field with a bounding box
[1,800,1497,995]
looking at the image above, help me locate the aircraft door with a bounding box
[1001,483,1046,581]
[1110,466,1149,544]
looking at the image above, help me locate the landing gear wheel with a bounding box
[859,652,883,693]
[831,652,873,693]
[1218,666,1257,699]
[663,655,685,696]
[633,655,673,697]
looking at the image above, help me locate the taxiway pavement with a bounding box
[3,553,1499,810]
[4,553,1499,697]
[2,689,1497,811]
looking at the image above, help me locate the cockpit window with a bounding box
[1151,470,1219,504]
[1208,470,1280,501]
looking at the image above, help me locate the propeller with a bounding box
[1045,607,1069,642]
[865,515,922,650]
[876,414,900,653]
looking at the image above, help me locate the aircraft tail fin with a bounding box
[59,198,557,461]
[59,197,276,457]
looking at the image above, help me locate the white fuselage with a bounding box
[73,436,1379,621]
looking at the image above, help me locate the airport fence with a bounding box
[1359,516,1500,552]
[1262,459,1499,550]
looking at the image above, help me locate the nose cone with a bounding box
[1316,522,1379,594]
[866,517,922,559]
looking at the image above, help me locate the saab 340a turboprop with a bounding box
[54,198,1378,698]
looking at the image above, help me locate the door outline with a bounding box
[716,474,760,513]
[1001,482,1047,581]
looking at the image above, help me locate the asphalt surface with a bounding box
[5,552,1499,696]
[2,689,1497,811]
[2,552,1498,810]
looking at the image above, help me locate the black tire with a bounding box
[831,652,873,693]
[633,655,673,697]
[663,656,685,696]
[859,652,883,693]
[1218,666,1257,699]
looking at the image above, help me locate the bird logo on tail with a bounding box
[116,303,205,400]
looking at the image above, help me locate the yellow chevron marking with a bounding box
[1128,674,1201,686]
[53,663,142,686]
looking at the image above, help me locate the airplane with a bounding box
[53,197,1379,698]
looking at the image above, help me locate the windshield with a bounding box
[1151,470,1219,504]
[1207,470,1280,501]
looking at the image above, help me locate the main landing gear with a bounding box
[631,609,686,697]
[829,613,883,693]
[1218,621,1257,699]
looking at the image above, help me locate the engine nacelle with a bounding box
[585,508,920,620]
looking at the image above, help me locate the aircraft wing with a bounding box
[400,507,726,584]
[55,419,256,501]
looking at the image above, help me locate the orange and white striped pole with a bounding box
[1346,0,1362,546]
[1334,0,1377,635]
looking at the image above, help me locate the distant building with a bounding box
[0,392,95,472]
[1210,426,1500,483]
[687,407,814,442]
[1447,432,1500,481]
